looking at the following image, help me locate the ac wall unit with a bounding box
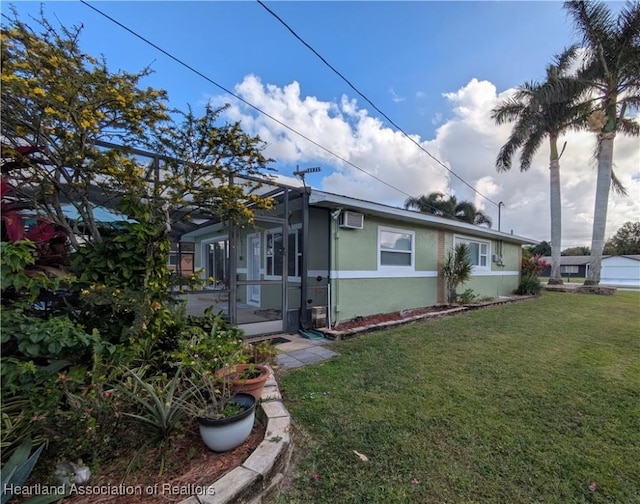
[339,211,364,229]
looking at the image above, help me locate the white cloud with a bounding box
[211,75,640,248]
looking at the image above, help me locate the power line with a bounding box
[79,1,414,199]
[257,0,500,208]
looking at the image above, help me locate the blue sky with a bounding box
[5,1,639,247]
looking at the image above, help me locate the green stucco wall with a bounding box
[334,278,439,323]
[329,213,524,323]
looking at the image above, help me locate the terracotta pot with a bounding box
[215,364,269,400]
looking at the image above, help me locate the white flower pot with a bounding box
[197,393,256,452]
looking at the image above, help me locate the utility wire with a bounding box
[80,0,413,199]
[257,0,500,208]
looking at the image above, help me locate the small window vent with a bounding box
[339,211,364,229]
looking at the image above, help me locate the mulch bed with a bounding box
[335,305,456,331]
[28,421,265,504]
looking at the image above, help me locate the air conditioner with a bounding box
[339,211,364,229]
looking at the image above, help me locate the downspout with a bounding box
[326,207,332,328]
[330,208,342,327]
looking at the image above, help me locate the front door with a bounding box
[248,234,261,305]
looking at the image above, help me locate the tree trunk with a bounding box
[585,132,615,286]
[548,139,563,285]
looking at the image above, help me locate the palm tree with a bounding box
[404,191,493,227]
[563,0,640,285]
[441,243,473,304]
[491,49,589,285]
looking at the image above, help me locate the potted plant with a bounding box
[177,366,257,452]
[215,362,270,400]
[243,340,278,366]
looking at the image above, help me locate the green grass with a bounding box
[275,291,640,504]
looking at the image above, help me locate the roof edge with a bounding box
[309,189,537,245]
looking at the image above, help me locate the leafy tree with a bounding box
[603,221,640,255]
[491,49,590,285]
[1,10,273,250]
[0,8,276,408]
[1,8,169,247]
[561,246,591,256]
[527,240,552,257]
[563,0,640,285]
[404,192,492,227]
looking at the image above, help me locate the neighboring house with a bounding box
[540,254,640,287]
[601,255,640,288]
[179,186,535,337]
[540,255,590,278]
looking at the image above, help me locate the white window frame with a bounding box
[264,225,302,280]
[377,226,415,272]
[453,235,491,272]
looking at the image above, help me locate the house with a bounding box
[541,254,640,287]
[179,185,536,337]
[601,255,640,288]
[540,255,590,278]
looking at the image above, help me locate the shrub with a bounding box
[516,254,548,295]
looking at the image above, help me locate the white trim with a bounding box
[331,269,519,279]
[471,270,519,277]
[334,270,438,279]
[378,225,415,270]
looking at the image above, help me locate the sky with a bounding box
[5,0,639,247]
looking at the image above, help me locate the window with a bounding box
[379,227,414,267]
[265,227,302,278]
[454,236,490,269]
[560,265,579,274]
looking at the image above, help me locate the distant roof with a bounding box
[542,254,640,265]
[609,254,640,262]
[541,255,591,266]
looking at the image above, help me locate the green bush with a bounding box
[516,274,543,295]
[516,254,547,295]
[173,310,247,374]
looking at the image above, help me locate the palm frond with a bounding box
[564,0,615,51]
[520,129,546,171]
[491,99,527,124]
[617,116,640,136]
[611,168,629,196]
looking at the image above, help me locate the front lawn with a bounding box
[276,291,640,503]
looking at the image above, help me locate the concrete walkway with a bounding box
[272,333,338,369]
